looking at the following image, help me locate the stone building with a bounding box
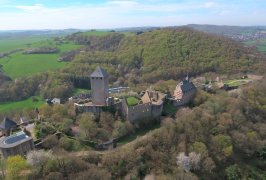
[75,67,113,116]
[90,67,109,106]
[0,131,34,158]
[122,89,166,123]
[171,76,196,106]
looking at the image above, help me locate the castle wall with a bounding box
[122,99,152,123]
[74,104,101,117]
[151,104,163,119]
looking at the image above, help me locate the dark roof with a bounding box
[4,131,27,144]
[0,131,33,148]
[0,117,17,130]
[90,67,108,78]
[179,80,196,93]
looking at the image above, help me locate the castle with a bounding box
[74,67,196,123]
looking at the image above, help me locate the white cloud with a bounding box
[0,1,265,30]
[14,4,45,12]
[204,2,216,8]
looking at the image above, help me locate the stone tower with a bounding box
[90,67,109,106]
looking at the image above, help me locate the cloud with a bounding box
[14,4,45,12]
[0,0,265,30]
[204,2,217,8]
[107,0,138,6]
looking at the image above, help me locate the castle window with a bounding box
[92,77,94,79]
[100,77,102,80]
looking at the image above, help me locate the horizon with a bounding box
[1,24,266,32]
[0,0,266,30]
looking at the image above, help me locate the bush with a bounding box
[59,136,81,151]
[225,164,241,180]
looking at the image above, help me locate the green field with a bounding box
[127,96,139,106]
[0,39,81,79]
[0,96,44,113]
[245,39,266,54]
[0,36,49,53]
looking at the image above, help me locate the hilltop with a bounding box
[65,28,264,83]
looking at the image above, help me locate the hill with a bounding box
[65,28,264,83]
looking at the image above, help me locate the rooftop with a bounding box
[90,67,108,78]
[0,131,32,148]
[179,79,196,93]
[0,117,17,130]
[4,131,27,144]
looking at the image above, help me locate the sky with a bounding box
[0,0,265,30]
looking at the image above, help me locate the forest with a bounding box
[0,77,265,180]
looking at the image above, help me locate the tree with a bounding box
[79,113,97,139]
[225,164,241,180]
[0,156,6,179]
[112,120,127,138]
[212,134,233,159]
[189,141,208,158]
[176,152,201,172]
[27,150,53,167]
[6,155,29,180]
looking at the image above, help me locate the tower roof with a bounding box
[90,67,108,78]
[0,117,17,130]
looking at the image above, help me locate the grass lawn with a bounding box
[127,96,139,106]
[0,39,81,79]
[0,53,66,78]
[224,79,251,87]
[0,96,44,113]
[73,88,91,95]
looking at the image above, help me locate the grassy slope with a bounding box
[0,38,80,79]
[0,96,44,112]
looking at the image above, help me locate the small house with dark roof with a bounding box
[0,131,34,158]
[20,117,29,126]
[0,117,17,136]
[171,76,196,106]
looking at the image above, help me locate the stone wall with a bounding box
[151,104,164,119]
[74,104,101,117]
[122,99,152,123]
[0,139,34,158]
